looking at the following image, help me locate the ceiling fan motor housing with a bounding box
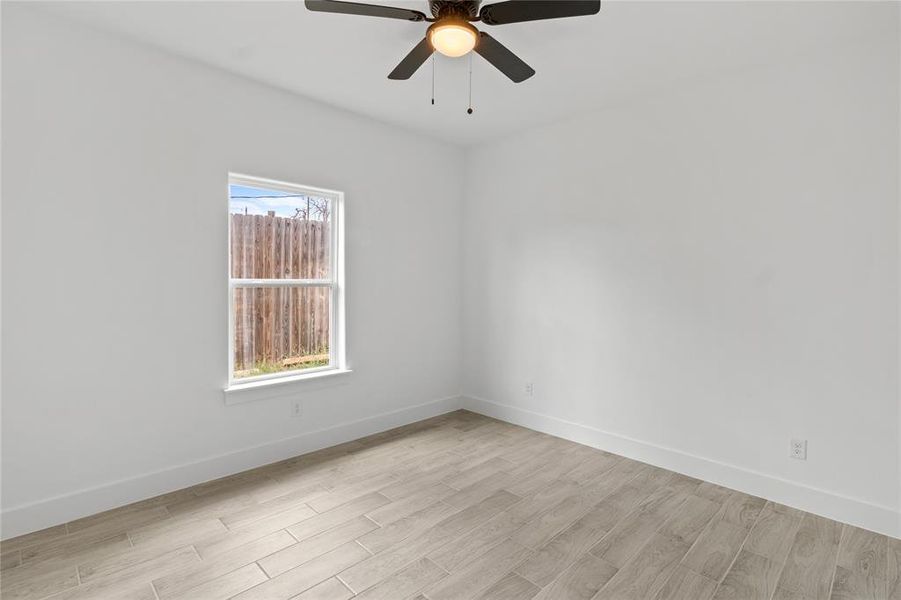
[429,0,481,20]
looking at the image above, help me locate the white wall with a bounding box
[462,32,901,536]
[1,6,463,537]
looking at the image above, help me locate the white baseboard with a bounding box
[1,395,463,540]
[462,395,900,538]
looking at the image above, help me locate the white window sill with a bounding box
[224,368,352,405]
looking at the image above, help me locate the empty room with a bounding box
[1,1,900,598]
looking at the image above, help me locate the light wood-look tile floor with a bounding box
[2,411,899,600]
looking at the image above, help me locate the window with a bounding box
[228,174,344,387]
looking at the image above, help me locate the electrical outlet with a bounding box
[524,382,534,396]
[790,439,807,460]
[291,400,302,418]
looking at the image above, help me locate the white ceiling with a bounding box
[36,1,897,146]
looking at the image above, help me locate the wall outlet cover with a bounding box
[790,439,807,460]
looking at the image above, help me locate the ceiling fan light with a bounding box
[428,20,478,58]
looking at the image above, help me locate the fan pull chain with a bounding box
[467,52,474,114]
[431,55,435,106]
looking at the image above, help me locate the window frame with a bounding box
[226,173,346,390]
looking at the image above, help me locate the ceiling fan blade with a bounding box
[474,32,534,83]
[305,0,426,21]
[479,1,600,25]
[388,37,433,80]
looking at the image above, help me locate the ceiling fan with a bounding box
[305,0,601,83]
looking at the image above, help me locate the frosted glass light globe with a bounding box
[429,22,478,58]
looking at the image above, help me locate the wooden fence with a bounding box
[231,212,331,375]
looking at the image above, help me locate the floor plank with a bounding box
[531,552,617,600]
[658,494,721,546]
[716,492,766,530]
[517,499,626,587]
[1,549,22,571]
[1,525,68,555]
[339,490,519,593]
[152,530,294,597]
[356,501,459,555]
[743,502,804,565]
[774,513,842,600]
[78,543,199,585]
[258,516,377,578]
[286,493,389,543]
[590,484,687,568]
[888,537,901,600]
[194,502,319,558]
[712,549,781,600]
[232,541,369,600]
[427,510,523,572]
[655,564,717,600]
[593,533,691,600]
[473,572,540,600]
[352,557,445,600]
[290,577,354,600]
[681,519,750,581]
[365,483,455,526]
[421,538,532,600]
[166,563,267,600]
[829,525,889,600]
[0,565,78,600]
